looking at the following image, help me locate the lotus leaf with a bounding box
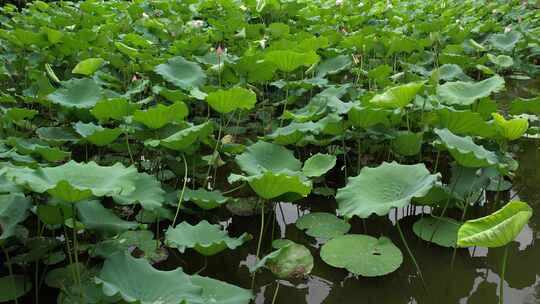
[74,122,123,146]
[316,55,352,77]
[437,76,505,106]
[295,212,350,239]
[45,263,112,303]
[492,113,529,141]
[206,87,256,113]
[348,106,401,128]
[392,131,423,156]
[4,107,37,122]
[457,201,532,248]
[6,137,70,162]
[369,81,424,109]
[144,122,212,151]
[36,127,79,144]
[0,275,32,302]
[487,54,514,68]
[336,162,439,218]
[266,121,320,145]
[112,172,166,211]
[90,98,138,122]
[235,141,301,175]
[76,200,137,236]
[0,193,31,241]
[72,58,106,75]
[265,50,320,72]
[47,78,105,109]
[490,31,522,52]
[133,102,189,129]
[320,234,403,277]
[165,220,251,256]
[154,56,206,90]
[250,240,313,279]
[228,171,312,200]
[183,188,229,210]
[92,230,167,263]
[436,108,496,138]
[434,128,499,167]
[302,153,336,177]
[191,275,252,304]
[413,216,461,247]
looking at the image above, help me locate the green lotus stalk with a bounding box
[172,154,188,227]
[251,201,265,290]
[500,245,509,304]
[396,219,427,289]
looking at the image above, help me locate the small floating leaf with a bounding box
[295,212,350,239]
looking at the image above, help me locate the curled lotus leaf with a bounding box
[165,220,251,256]
[391,131,423,156]
[302,153,336,177]
[369,81,425,109]
[413,216,461,247]
[437,75,505,106]
[90,98,139,122]
[235,141,301,175]
[144,122,213,151]
[316,54,352,77]
[133,102,189,129]
[348,106,401,128]
[487,54,513,68]
[434,128,499,168]
[183,188,229,210]
[228,171,312,200]
[250,240,313,279]
[113,172,166,211]
[492,113,529,141]
[336,162,440,219]
[436,108,497,138]
[154,56,207,90]
[72,58,106,75]
[74,122,123,146]
[265,50,320,73]
[0,193,31,241]
[206,87,257,113]
[295,212,350,239]
[76,200,138,236]
[266,121,321,145]
[489,31,522,52]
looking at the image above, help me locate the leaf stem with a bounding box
[172,154,188,227]
[499,245,509,304]
[396,219,427,290]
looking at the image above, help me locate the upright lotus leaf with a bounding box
[437,76,505,106]
[265,121,321,145]
[112,172,165,211]
[0,275,32,302]
[436,108,496,138]
[235,141,301,175]
[4,107,38,122]
[316,55,352,77]
[348,106,401,128]
[228,171,312,200]
[47,78,105,109]
[320,234,403,277]
[90,98,139,122]
[336,162,440,219]
[96,252,203,304]
[302,153,336,177]
[6,137,70,162]
[392,131,423,156]
[76,200,137,236]
[434,128,499,167]
[492,113,529,141]
[47,180,93,203]
[74,122,123,146]
[250,240,313,279]
[154,56,206,90]
[36,127,79,144]
[413,216,461,247]
[4,161,138,198]
[145,122,212,151]
[165,220,251,256]
[509,97,540,115]
[490,31,522,52]
[72,58,106,75]
[487,54,514,68]
[133,102,189,129]
[183,188,229,210]
[206,87,257,113]
[265,50,320,72]
[0,193,31,241]
[457,201,532,248]
[369,81,424,109]
[92,230,167,263]
[191,275,252,304]
[295,212,350,239]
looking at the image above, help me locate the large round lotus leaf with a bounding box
[348,106,401,128]
[97,252,203,304]
[250,240,313,279]
[90,98,139,122]
[302,153,336,177]
[336,162,439,219]
[133,102,189,129]
[412,216,461,247]
[487,54,514,68]
[72,58,106,75]
[112,172,165,211]
[0,275,32,302]
[165,220,251,256]
[47,78,105,109]
[434,128,499,168]
[0,193,31,241]
[295,212,350,238]
[392,131,423,156]
[191,275,252,304]
[265,50,320,73]
[206,87,257,113]
[183,188,229,210]
[228,171,312,200]
[76,200,137,236]
[457,201,532,248]
[144,122,213,151]
[369,81,425,109]
[74,122,123,146]
[320,234,403,277]
[235,141,301,175]
[154,56,206,90]
[492,113,529,141]
[489,31,522,52]
[436,108,497,138]
[316,54,352,77]
[4,160,139,198]
[437,75,505,106]
[92,230,167,263]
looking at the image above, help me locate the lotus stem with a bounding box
[251,201,265,290]
[1,243,18,304]
[271,281,280,304]
[125,132,134,165]
[499,245,509,304]
[172,154,188,227]
[280,72,289,127]
[71,205,83,302]
[396,219,427,290]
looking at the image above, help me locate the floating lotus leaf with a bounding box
[436,108,496,138]
[302,153,336,177]
[336,162,439,218]
[36,127,79,144]
[457,201,532,248]
[437,76,505,106]
[348,106,401,128]
[0,275,32,302]
[434,128,499,167]
[96,252,203,304]
[47,78,105,109]
[228,171,312,200]
[369,81,425,109]
[6,137,70,162]
[190,275,252,304]
[295,212,350,239]
[92,230,167,263]
[235,141,301,175]
[490,31,522,52]
[320,234,403,277]
[112,172,166,211]
[316,55,352,77]
[165,220,251,256]
[90,98,139,122]
[265,50,320,72]
[76,200,137,236]
[74,122,123,146]
[4,161,138,198]
[183,188,229,210]
[492,113,529,141]
[250,240,313,279]
[206,87,257,113]
[413,216,461,247]
[0,193,31,241]
[144,122,212,151]
[72,58,106,75]
[133,102,189,129]
[392,131,423,156]
[154,56,206,90]
[487,54,513,68]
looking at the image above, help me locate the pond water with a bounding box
[174,139,540,304]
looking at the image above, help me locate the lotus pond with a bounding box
[1,0,540,303]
